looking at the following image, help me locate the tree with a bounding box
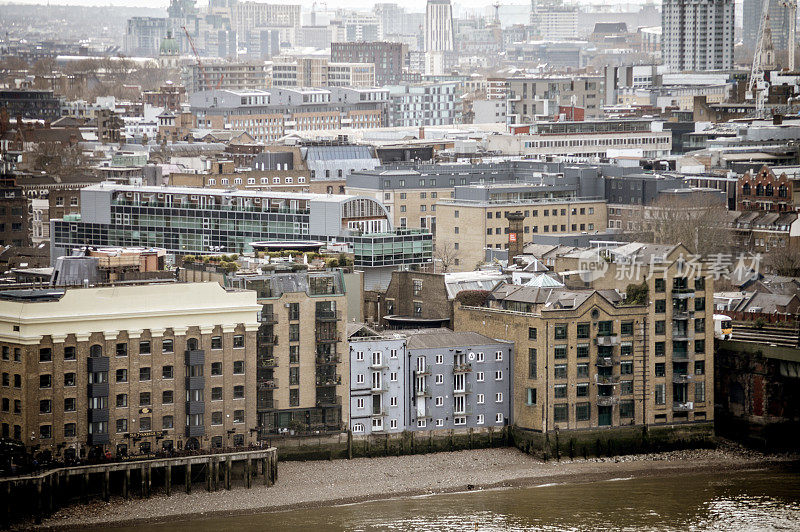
[433,241,462,272]
[627,193,732,255]
[765,247,800,276]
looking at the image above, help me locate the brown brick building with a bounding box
[0,283,260,459]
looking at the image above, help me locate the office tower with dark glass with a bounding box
[50,184,432,289]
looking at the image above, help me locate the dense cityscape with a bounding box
[0,0,799,528]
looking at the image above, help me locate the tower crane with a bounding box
[182,26,223,91]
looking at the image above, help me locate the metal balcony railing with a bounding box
[596,375,620,385]
[673,401,694,411]
[453,363,473,373]
[315,310,342,322]
[316,374,342,386]
[596,396,619,406]
[258,356,278,368]
[673,374,693,384]
[595,355,620,367]
[257,378,278,390]
[316,354,342,365]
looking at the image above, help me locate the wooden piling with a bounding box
[123,469,130,499]
[225,457,232,490]
[165,464,172,496]
[185,462,191,494]
[245,459,252,489]
[34,478,43,525]
[102,470,110,502]
[81,471,89,504]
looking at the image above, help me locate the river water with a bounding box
[106,467,800,531]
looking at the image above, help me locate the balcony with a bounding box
[415,365,431,375]
[673,373,693,384]
[415,387,431,397]
[260,313,277,324]
[673,401,694,412]
[185,424,205,437]
[88,432,110,445]
[315,310,342,322]
[672,310,694,320]
[260,335,278,346]
[317,374,342,386]
[316,396,342,407]
[672,291,694,300]
[453,408,472,416]
[258,398,278,410]
[595,355,620,367]
[371,408,386,417]
[453,382,472,395]
[453,363,473,373]
[369,360,389,369]
[259,356,278,368]
[596,375,620,385]
[87,356,109,373]
[88,408,109,423]
[316,354,342,365]
[186,401,205,414]
[370,381,388,393]
[672,330,693,341]
[88,382,109,397]
[596,395,619,406]
[316,332,341,343]
[185,349,205,366]
[594,336,619,346]
[185,376,204,390]
[672,350,691,362]
[258,378,278,390]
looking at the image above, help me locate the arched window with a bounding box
[756,184,764,196]
[90,345,103,357]
[187,338,199,351]
[742,183,751,196]
[766,184,773,196]
[779,185,788,198]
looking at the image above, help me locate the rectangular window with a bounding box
[64,397,76,412]
[64,423,76,437]
[554,345,567,359]
[64,346,76,360]
[576,323,590,339]
[116,343,128,357]
[577,344,589,358]
[655,300,666,313]
[211,336,222,350]
[575,402,590,421]
[655,342,666,357]
[211,412,223,425]
[620,400,635,418]
[139,392,151,406]
[211,362,222,376]
[576,363,589,379]
[64,372,76,386]
[116,394,127,407]
[212,387,222,401]
[139,367,151,381]
[162,339,174,353]
[162,390,174,404]
[576,383,589,397]
[289,345,299,364]
[39,374,52,388]
[289,367,299,385]
[290,389,299,406]
[695,381,706,402]
[528,327,537,340]
[527,388,537,405]
[597,321,613,336]
[554,404,568,422]
[233,361,245,374]
[655,321,666,334]
[139,341,151,355]
[695,318,706,333]
[289,324,300,342]
[695,339,706,353]
[655,363,665,377]
[39,348,52,362]
[694,360,705,375]
[162,416,174,429]
[695,297,706,311]
[655,383,666,405]
[554,384,567,398]
[554,364,567,379]
[233,385,245,399]
[655,278,666,292]
[162,365,173,379]
[495,392,504,403]
[528,348,537,378]
[621,361,633,375]
[116,419,128,433]
[621,380,634,395]
[234,410,245,423]
[233,335,245,348]
[554,324,567,340]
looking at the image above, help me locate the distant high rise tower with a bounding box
[425,0,454,52]
[662,0,735,71]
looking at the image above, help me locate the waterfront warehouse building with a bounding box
[50,183,432,290]
[0,283,261,457]
[226,270,349,435]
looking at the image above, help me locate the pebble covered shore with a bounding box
[28,442,793,530]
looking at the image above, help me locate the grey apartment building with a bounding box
[348,328,512,434]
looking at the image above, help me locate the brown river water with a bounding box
[103,467,800,531]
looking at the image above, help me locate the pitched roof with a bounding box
[405,329,508,349]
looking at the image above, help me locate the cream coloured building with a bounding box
[0,283,260,457]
